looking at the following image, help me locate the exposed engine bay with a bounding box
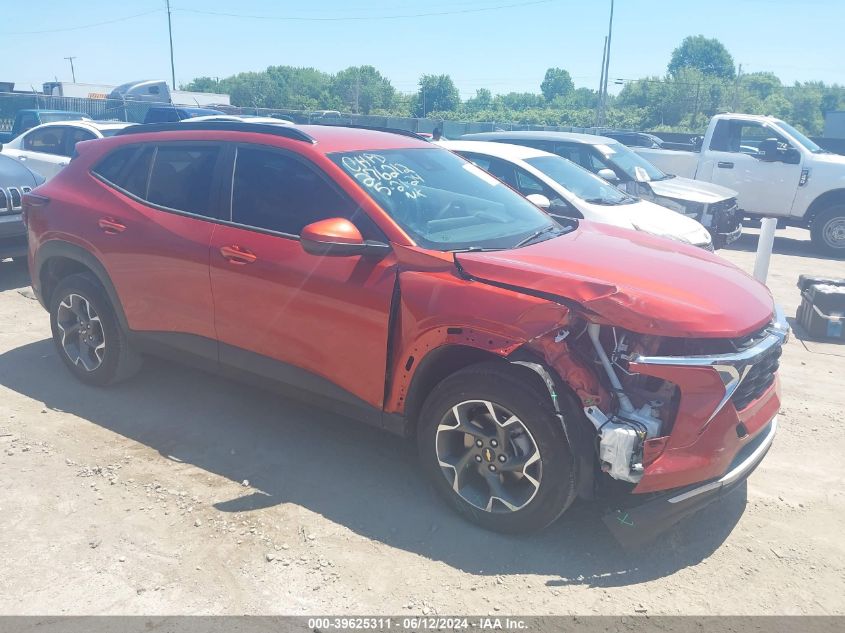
[573,323,678,483]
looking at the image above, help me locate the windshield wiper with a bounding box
[451,246,502,253]
[514,225,562,248]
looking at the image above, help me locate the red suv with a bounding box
[25,122,788,542]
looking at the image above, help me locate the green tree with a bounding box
[464,88,493,113]
[330,65,396,114]
[540,68,574,101]
[742,71,781,101]
[414,74,460,117]
[181,77,221,93]
[668,35,735,80]
[495,92,544,110]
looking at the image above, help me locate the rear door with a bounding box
[91,142,225,354]
[209,144,397,412]
[10,126,80,180]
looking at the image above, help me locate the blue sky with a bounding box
[3,0,844,98]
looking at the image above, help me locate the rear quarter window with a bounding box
[92,146,154,198]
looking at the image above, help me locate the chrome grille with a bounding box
[0,186,24,215]
[731,344,781,410]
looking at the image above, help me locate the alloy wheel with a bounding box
[56,293,106,372]
[435,400,542,513]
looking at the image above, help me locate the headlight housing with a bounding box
[655,196,705,220]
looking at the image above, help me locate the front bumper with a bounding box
[604,416,777,548]
[0,214,27,258]
[713,221,743,248]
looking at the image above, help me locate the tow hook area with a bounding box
[604,417,777,548]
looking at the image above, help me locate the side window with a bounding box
[64,128,96,157]
[736,123,788,155]
[92,146,155,198]
[709,120,731,151]
[231,147,360,236]
[482,157,518,188]
[551,143,583,165]
[147,145,220,216]
[23,127,66,154]
[514,168,546,195]
[458,152,492,171]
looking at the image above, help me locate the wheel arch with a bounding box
[806,188,845,226]
[36,240,129,331]
[403,344,505,433]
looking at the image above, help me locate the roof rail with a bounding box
[116,121,316,144]
[329,124,430,141]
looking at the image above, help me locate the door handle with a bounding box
[17,156,26,161]
[219,245,257,265]
[98,217,126,234]
[717,161,734,169]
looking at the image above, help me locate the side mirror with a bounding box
[757,138,780,161]
[300,217,390,257]
[526,193,551,209]
[597,168,619,183]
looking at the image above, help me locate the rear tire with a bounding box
[49,273,142,386]
[810,204,845,258]
[417,362,577,533]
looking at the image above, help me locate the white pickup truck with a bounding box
[636,113,845,256]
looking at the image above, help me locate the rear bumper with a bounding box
[604,416,777,547]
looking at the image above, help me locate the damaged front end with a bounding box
[558,307,789,546]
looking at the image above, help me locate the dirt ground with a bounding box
[0,227,843,616]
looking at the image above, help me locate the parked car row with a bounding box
[462,131,742,249]
[22,121,786,544]
[437,140,715,249]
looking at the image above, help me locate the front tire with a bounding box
[810,204,845,258]
[49,273,142,386]
[417,363,577,533]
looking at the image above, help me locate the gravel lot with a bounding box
[1,227,843,615]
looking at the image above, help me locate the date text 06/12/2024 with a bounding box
[308,617,529,631]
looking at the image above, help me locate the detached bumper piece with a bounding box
[797,275,845,341]
[603,417,777,548]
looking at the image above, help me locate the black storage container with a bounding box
[796,275,845,341]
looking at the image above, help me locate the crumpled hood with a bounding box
[456,221,774,338]
[649,176,737,204]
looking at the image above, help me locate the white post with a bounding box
[753,217,778,284]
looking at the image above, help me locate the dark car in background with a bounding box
[0,154,44,259]
[599,130,665,149]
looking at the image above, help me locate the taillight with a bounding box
[21,192,50,227]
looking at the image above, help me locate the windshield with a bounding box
[524,155,635,206]
[777,121,824,153]
[600,142,667,182]
[331,148,569,251]
[100,128,124,137]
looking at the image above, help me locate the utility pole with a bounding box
[165,0,176,90]
[596,36,607,126]
[733,63,743,112]
[599,0,615,127]
[64,56,77,83]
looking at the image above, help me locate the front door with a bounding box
[209,145,396,411]
[705,119,801,216]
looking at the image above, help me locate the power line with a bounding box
[172,0,556,22]
[7,8,162,35]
